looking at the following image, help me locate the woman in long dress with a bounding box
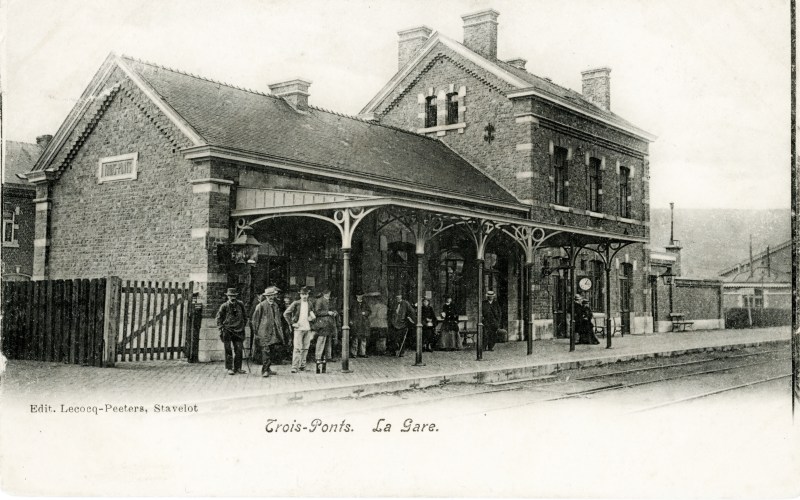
[420,298,438,352]
[436,297,461,350]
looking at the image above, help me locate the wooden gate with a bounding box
[115,280,194,361]
[1,278,109,366]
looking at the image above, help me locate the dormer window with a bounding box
[425,96,438,128]
[446,92,459,125]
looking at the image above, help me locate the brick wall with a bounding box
[43,69,196,282]
[1,186,36,279]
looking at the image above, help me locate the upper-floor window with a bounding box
[553,146,568,205]
[425,96,438,128]
[3,203,19,247]
[446,92,459,125]
[618,166,631,218]
[588,157,602,212]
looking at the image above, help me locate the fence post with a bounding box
[102,276,122,367]
[188,289,202,363]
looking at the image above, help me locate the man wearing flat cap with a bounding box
[251,286,285,377]
[216,287,248,375]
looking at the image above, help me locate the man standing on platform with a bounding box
[389,291,415,357]
[349,291,372,358]
[216,288,248,375]
[482,290,502,352]
[251,286,285,377]
[283,286,316,373]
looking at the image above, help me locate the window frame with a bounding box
[588,157,602,212]
[445,92,459,125]
[2,203,19,247]
[425,96,438,128]
[553,146,568,205]
[618,166,631,218]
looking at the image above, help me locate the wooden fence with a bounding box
[1,277,198,367]
[2,278,109,366]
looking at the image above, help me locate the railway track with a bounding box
[304,347,789,416]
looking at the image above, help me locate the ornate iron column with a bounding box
[381,209,449,366]
[461,219,500,361]
[332,208,377,373]
[501,225,559,356]
[584,240,633,350]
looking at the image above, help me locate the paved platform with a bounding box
[1,326,790,408]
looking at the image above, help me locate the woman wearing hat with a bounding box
[576,296,600,345]
[215,288,248,375]
[420,297,438,352]
[436,297,461,350]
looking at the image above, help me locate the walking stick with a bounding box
[246,321,254,373]
[397,328,408,357]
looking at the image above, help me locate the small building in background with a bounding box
[2,137,50,281]
[719,239,791,328]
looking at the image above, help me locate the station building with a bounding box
[24,9,655,362]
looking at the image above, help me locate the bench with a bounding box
[669,313,694,332]
[459,316,477,346]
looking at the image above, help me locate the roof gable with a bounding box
[361,32,654,141]
[29,53,203,179]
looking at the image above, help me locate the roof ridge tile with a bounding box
[120,54,277,101]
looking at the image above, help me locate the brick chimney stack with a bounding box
[581,67,611,111]
[397,26,432,69]
[269,79,312,112]
[462,9,499,60]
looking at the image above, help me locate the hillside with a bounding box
[649,208,790,278]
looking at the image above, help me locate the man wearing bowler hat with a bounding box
[251,286,285,377]
[216,288,248,375]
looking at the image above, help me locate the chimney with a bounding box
[505,57,527,70]
[462,9,499,60]
[581,67,611,111]
[36,134,53,149]
[397,26,432,69]
[268,79,312,112]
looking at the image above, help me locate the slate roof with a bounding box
[121,57,518,205]
[3,141,42,186]
[494,58,644,134]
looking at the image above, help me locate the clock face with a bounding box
[578,277,592,291]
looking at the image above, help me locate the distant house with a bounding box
[2,138,49,281]
[719,239,791,312]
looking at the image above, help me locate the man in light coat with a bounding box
[251,286,285,377]
[283,286,316,373]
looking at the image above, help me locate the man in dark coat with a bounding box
[349,291,372,357]
[251,286,285,377]
[216,287,248,375]
[482,290,502,351]
[389,292,415,357]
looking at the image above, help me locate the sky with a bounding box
[1,0,791,209]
